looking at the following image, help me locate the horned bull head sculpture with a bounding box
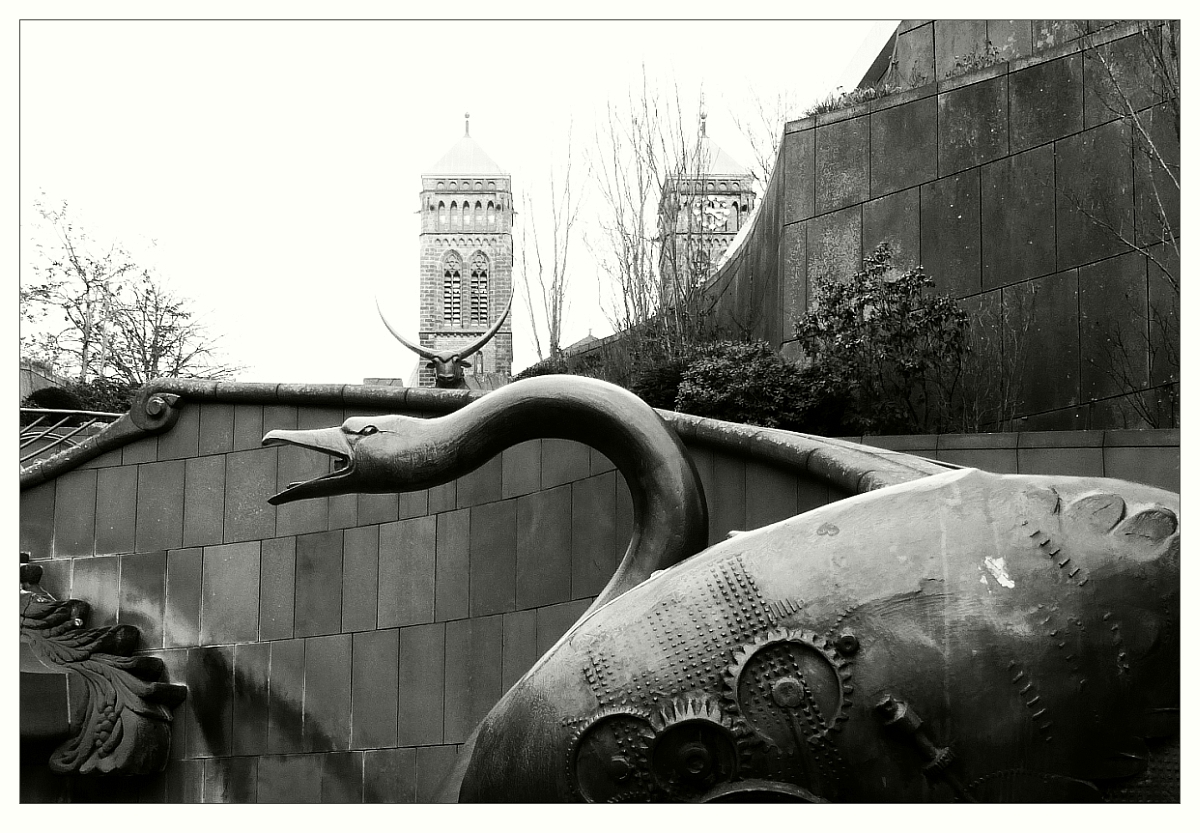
[375,292,514,388]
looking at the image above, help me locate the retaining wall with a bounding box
[704,19,1179,430]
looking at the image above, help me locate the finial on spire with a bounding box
[465,112,470,137]
[699,109,707,138]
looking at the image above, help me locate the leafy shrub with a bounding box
[628,360,690,410]
[794,243,968,434]
[675,341,811,429]
[21,377,137,415]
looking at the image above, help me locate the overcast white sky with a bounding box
[19,10,898,384]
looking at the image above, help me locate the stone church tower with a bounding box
[659,112,757,294]
[416,115,513,387]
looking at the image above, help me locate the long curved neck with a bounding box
[414,376,708,612]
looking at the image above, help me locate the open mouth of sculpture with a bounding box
[261,428,355,504]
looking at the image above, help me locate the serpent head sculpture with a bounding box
[376,292,514,388]
[263,376,1179,803]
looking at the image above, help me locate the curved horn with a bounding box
[458,291,514,360]
[375,297,437,360]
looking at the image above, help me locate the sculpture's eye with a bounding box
[359,425,379,436]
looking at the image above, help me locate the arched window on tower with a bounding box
[475,201,483,229]
[439,201,447,229]
[443,252,463,325]
[487,201,496,225]
[450,201,460,229]
[469,252,490,324]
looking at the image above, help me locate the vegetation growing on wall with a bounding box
[793,244,969,435]
[803,83,903,117]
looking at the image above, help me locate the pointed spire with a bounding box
[464,112,470,137]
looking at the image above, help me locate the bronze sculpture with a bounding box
[263,376,1179,802]
[375,292,514,389]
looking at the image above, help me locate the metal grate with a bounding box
[20,408,123,466]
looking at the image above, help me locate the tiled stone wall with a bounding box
[18,399,846,803]
[707,20,1179,431]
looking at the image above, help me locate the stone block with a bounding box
[469,500,517,617]
[53,468,97,558]
[1079,251,1149,401]
[815,115,869,214]
[862,187,921,273]
[232,641,271,756]
[32,558,70,598]
[1010,53,1084,152]
[921,170,981,298]
[259,536,296,641]
[135,460,186,553]
[981,145,1057,289]
[302,633,352,752]
[165,547,203,647]
[709,453,747,543]
[121,437,157,466]
[328,493,357,530]
[95,465,137,556]
[182,455,225,547]
[501,609,538,691]
[1083,31,1160,129]
[781,128,815,224]
[1005,269,1080,414]
[397,489,429,521]
[541,438,590,489]
[118,550,165,650]
[231,405,264,452]
[501,440,541,498]
[870,96,937,197]
[341,525,379,632]
[295,530,343,638]
[988,19,1033,61]
[257,753,322,803]
[398,622,445,746]
[443,615,504,744]
[434,508,470,621]
[185,645,234,758]
[358,492,399,526]
[275,444,329,537]
[428,481,457,513]
[266,639,305,755]
[320,751,363,802]
[536,599,592,658]
[1147,244,1179,389]
[19,481,55,560]
[1018,446,1105,478]
[935,19,989,79]
[939,75,1009,176]
[197,404,235,456]
[200,541,260,645]
[615,475,634,563]
[364,747,417,803]
[72,555,118,626]
[1104,445,1178,492]
[745,463,800,530]
[571,472,618,599]
[156,404,199,461]
[201,757,257,803]
[378,516,436,627]
[155,649,192,760]
[1134,102,1179,249]
[415,746,459,803]
[164,759,203,803]
[1055,119,1134,270]
[223,448,277,543]
[807,205,862,287]
[780,221,807,340]
[515,485,572,609]
[937,447,1019,473]
[456,453,503,507]
[1033,20,1087,51]
[351,628,398,749]
[894,22,935,87]
[589,448,616,476]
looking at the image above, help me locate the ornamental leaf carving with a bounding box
[19,556,187,775]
